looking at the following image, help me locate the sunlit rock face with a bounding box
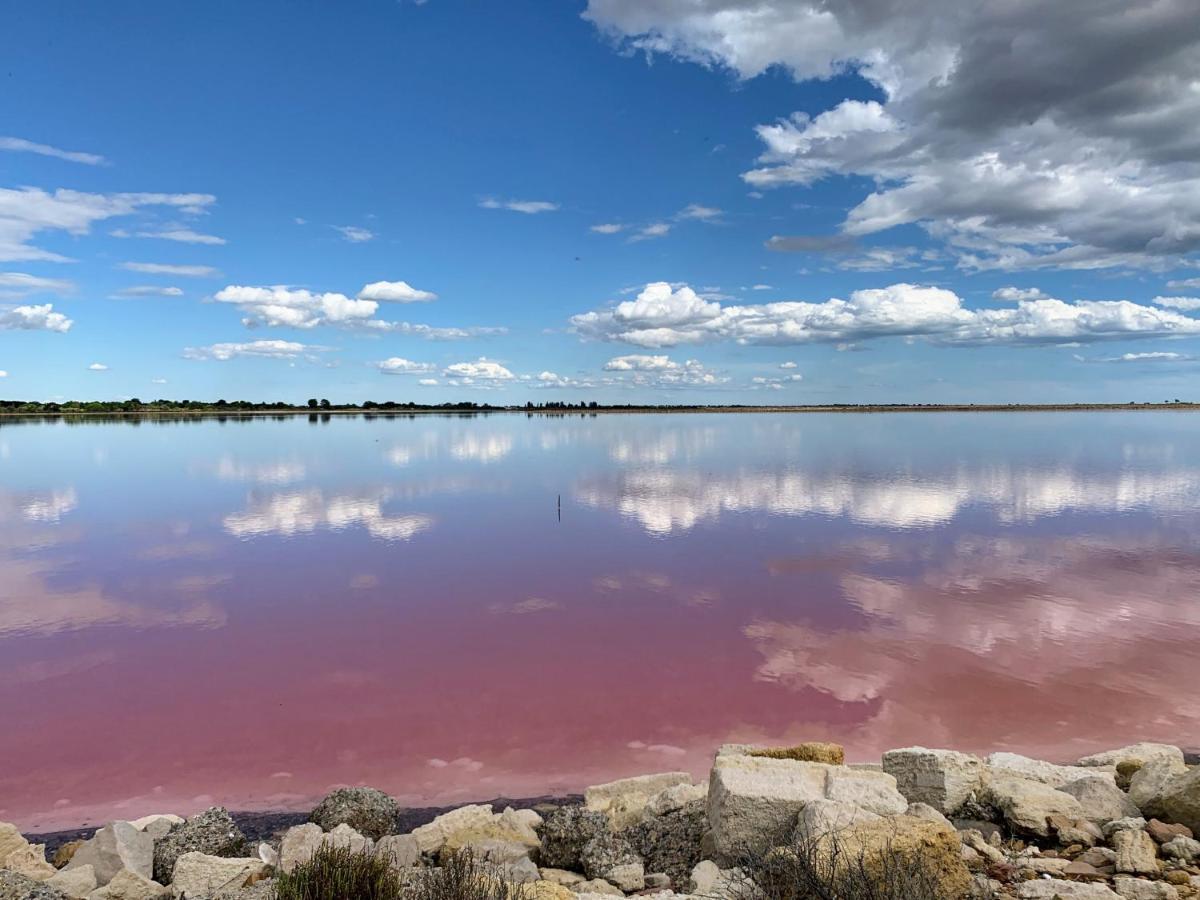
[1,412,1198,832]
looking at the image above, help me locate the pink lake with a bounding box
[2,412,1199,831]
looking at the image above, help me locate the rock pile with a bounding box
[2,740,1197,899]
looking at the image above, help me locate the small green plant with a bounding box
[273,844,403,900]
[409,850,530,900]
[272,845,531,900]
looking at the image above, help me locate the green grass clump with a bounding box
[273,845,402,900]
[272,845,531,900]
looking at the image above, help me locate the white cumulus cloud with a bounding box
[584,0,1200,271]
[358,280,437,303]
[377,357,436,375]
[443,358,515,386]
[572,281,1200,349]
[0,303,72,332]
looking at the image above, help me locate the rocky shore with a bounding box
[3,740,1199,900]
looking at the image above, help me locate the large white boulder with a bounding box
[585,772,694,829]
[881,747,987,814]
[169,852,268,899]
[1077,743,1185,769]
[987,752,1116,788]
[1062,776,1142,823]
[278,824,324,874]
[64,822,154,886]
[705,753,830,859]
[707,755,829,861]
[706,751,907,862]
[410,804,495,855]
[1129,757,1190,817]
[1147,766,1200,834]
[985,775,1086,837]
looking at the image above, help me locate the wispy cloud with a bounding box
[1075,350,1195,363]
[132,227,226,246]
[479,198,559,214]
[0,188,216,263]
[0,136,107,166]
[630,222,671,242]
[676,203,722,222]
[0,272,74,297]
[332,225,375,243]
[120,262,220,277]
[110,285,184,298]
[183,339,329,361]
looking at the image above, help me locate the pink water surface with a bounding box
[2,412,1198,831]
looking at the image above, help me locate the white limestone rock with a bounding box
[169,853,268,899]
[1112,875,1179,900]
[1148,766,1200,833]
[706,754,828,862]
[987,752,1116,789]
[1062,776,1142,823]
[46,864,97,900]
[1078,744,1185,769]
[1112,828,1158,875]
[1016,880,1122,898]
[376,834,420,869]
[1161,835,1200,862]
[822,768,907,816]
[4,844,56,881]
[128,817,183,842]
[585,773,694,830]
[89,869,171,900]
[65,823,153,887]
[0,823,30,867]
[1129,757,1189,816]
[278,824,323,874]
[411,805,495,855]
[881,747,987,815]
[984,775,1085,837]
[322,824,372,855]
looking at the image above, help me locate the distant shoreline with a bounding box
[1,402,1199,419]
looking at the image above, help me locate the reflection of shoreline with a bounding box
[4,403,1200,425]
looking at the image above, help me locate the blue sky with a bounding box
[2,0,1200,404]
